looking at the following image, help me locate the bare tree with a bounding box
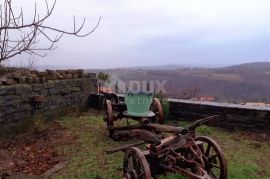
[0,0,101,63]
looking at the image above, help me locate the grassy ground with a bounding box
[52,114,270,179]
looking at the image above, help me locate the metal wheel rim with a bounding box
[123,147,152,179]
[195,136,227,179]
[151,98,164,124]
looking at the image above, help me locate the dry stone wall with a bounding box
[0,69,97,125]
[169,99,270,132]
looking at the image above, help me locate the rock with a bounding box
[0,86,16,95]
[46,69,55,76]
[29,73,37,78]
[47,74,57,80]
[40,77,46,83]
[56,70,66,75]
[33,77,40,83]
[63,74,72,79]
[16,85,32,94]
[26,77,33,84]
[4,78,17,85]
[4,73,13,78]
[78,73,85,78]
[72,74,78,78]
[21,70,31,76]
[18,76,27,84]
[55,72,63,79]
[42,161,68,176]
[0,76,7,84]
[38,71,47,77]
[12,71,22,79]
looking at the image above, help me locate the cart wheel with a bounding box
[109,93,119,104]
[150,98,164,124]
[195,136,227,179]
[123,147,152,179]
[104,100,114,137]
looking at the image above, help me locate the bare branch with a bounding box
[0,0,100,63]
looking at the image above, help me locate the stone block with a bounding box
[0,86,16,96]
[44,82,55,89]
[18,76,27,83]
[55,72,64,79]
[32,84,43,92]
[12,71,22,79]
[41,77,47,83]
[33,77,40,83]
[26,77,33,84]
[49,88,60,95]
[4,78,17,85]
[16,85,32,94]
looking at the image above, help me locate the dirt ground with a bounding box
[0,121,76,178]
[0,114,269,179]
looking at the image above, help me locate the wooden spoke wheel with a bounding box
[150,98,164,124]
[123,147,152,179]
[104,100,114,137]
[195,136,227,179]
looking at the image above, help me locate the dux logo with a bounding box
[107,75,167,94]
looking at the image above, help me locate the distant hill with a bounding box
[96,62,270,103]
[220,62,270,73]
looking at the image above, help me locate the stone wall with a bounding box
[0,70,97,125]
[88,93,270,133]
[169,99,270,132]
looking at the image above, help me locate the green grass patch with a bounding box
[52,115,270,179]
[196,125,214,135]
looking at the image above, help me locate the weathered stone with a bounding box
[0,75,97,125]
[77,69,84,74]
[12,71,22,79]
[46,75,57,80]
[0,86,16,96]
[72,74,78,78]
[169,99,270,132]
[55,72,63,79]
[32,84,43,92]
[49,88,60,95]
[46,69,55,76]
[40,89,49,96]
[71,87,80,92]
[59,88,70,95]
[30,73,37,78]
[21,70,31,76]
[78,73,85,78]
[63,74,72,79]
[40,77,46,83]
[33,77,40,83]
[38,71,47,77]
[44,82,55,88]
[18,76,27,83]
[4,78,17,85]
[56,70,65,75]
[55,80,67,88]
[26,77,33,83]
[0,76,7,84]
[16,85,32,94]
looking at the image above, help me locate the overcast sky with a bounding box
[10,0,270,69]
